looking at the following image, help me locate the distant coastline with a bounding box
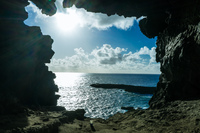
[90,84,156,94]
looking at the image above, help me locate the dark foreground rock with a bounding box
[59,100,200,133]
[2,100,200,133]
[0,106,85,133]
[90,84,156,94]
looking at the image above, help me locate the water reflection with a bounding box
[54,73,154,119]
[54,72,85,87]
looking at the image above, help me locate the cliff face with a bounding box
[150,21,200,108]
[0,0,59,114]
[148,0,200,107]
[64,0,200,108]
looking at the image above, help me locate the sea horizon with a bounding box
[53,71,161,75]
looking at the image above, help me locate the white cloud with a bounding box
[76,10,135,30]
[24,1,135,30]
[47,45,160,74]
[91,44,126,65]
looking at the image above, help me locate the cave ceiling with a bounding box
[30,0,197,38]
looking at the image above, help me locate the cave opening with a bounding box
[2,0,200,132]
[24,0,160,74]
[23,0,161,119]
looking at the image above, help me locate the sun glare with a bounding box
[55,11,79,33]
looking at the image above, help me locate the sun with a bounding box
[55,11,79,33]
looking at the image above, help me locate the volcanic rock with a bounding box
[0,0,59,114]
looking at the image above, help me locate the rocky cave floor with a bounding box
[1,100,200,133]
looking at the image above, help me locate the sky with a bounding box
[24,0,160,74]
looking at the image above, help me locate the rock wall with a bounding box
[0,0,59,114]
[149,0,200,108]
[64,0,200,108]
[150,20,200,108]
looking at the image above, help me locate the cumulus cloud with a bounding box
[24,1,135,30]
[91,44,126,65]
[47,45,160,74]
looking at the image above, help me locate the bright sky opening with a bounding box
[24,0,160,74]
[55,12,78,33]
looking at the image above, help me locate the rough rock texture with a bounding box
[150,23,200,108]
[1,100,199,133]
[0,0,59,114]
[0,106,85,133]
[59,100,200,133]
[64,0,200,108]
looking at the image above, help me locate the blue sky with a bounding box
[24,0,160,74]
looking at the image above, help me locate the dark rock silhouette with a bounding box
[31,0,57,15]
[150,23,200,108]
[90,84,156,94]
[0,106,86,133]
[0,0,59,114]
[59,100,200,132]
[63,0,200,108]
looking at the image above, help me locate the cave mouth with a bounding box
[24,0,161,119]
[2,1,200,132]
[24,1,160,75]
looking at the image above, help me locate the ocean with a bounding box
[54,73,160,119]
